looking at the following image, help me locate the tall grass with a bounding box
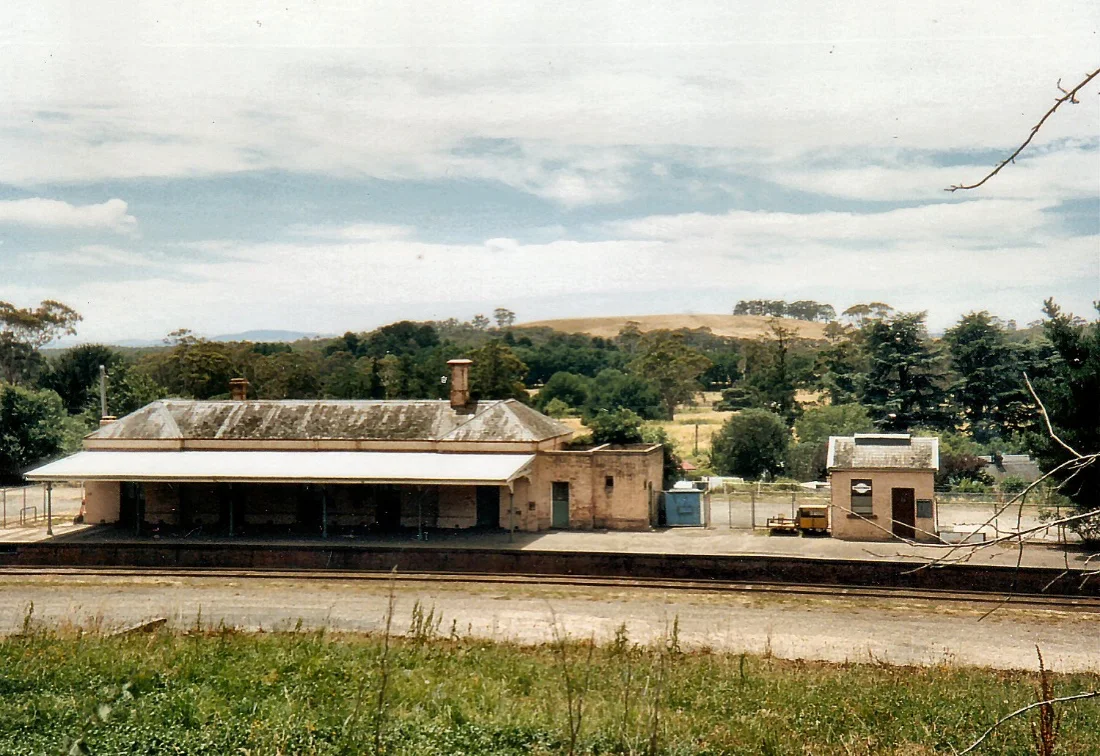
[0,615,1098,754]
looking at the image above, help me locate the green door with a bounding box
[551,482,570,529]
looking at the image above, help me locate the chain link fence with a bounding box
[705,481,1074,543]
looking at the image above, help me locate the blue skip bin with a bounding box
[663,481,703,526]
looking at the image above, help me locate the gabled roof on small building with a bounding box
[88,399,572,443]
[826,433,939,471]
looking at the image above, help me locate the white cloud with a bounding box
[0,198,137,234]
[288,223,414,242]
[765,145,1100,202]
[0,1,1095,199]
[14,198,1093,343]
[46,245,155,268]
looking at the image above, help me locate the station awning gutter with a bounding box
[25,450,535,486]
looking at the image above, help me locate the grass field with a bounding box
[519,314,828,341]
[2,623,1098,755]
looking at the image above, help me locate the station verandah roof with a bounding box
[25,450,535,487]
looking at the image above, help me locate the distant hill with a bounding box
[518,314,828,340]
[210,330,323,343]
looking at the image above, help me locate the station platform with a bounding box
[2,523,1096,597]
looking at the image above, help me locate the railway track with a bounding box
[4,566,1100,614]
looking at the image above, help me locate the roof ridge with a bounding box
[153,401,183,439]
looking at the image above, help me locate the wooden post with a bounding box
[46,483,53,536]
[750,489,756,530]
[508,486,515,543]
[417,488,424,541]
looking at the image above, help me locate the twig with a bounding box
[1024,374,1083,458]
[955,691,1100,754]
[947,67,1100,192]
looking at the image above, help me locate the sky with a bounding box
[1,1,1098,344]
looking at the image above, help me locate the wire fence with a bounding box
[0,484,46,528]
[704,481,1074,543]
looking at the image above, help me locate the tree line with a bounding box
[1,298,1097,540]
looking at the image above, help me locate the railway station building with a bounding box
[826,433,939,542]
[27,360,663,536]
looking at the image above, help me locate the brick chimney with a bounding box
[447,359,472,410]
[229,377,250,401]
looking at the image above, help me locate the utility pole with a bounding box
[99,365,108,419]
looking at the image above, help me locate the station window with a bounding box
[605,476,614,489]
[850,478,873,516]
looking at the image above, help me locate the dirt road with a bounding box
[2,572,1098,672]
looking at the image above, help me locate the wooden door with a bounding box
[551,482,570,529]
[891,488,916,540]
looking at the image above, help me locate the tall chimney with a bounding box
[447,359,472,410]
[229,377,250,401]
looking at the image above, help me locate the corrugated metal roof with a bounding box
[827,435,939,471]
[26,451,535,485]
[980,454,1042,482]
[88,399,572,443]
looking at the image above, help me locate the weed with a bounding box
[1031,646,1062,756]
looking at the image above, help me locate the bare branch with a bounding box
[1024,373,1083,458]
[956,690,1100,754]
[946,67,1100,192]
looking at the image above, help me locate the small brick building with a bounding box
[28,360,663,536]
[826,433,939,542]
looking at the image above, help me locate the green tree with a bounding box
[926,430,992,489]
[137,332,239,399]
[742,319,801,423]
[794,403,876,446]
[535,372,591,412]
[0,300,82,384]
[629,332,712,418]
[710,409,790,480]
[944,311,1042,443]
[785,404,875,481]
[377,354,404,399]
[699,346,742,389]
[585,408,645,444]
[253,351,323,399]
[38,344,122,414]
[322,353,376,399]
[813,323,866,405]
[493,308,516,329]
[615,321,644,356]
[468,340,529,401]
[583,368,664,420]
[1030,300,1100,530]
[542,398,571,418]
[641,423,684,488]
[0,384,80,483]
[861,312,950,431]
